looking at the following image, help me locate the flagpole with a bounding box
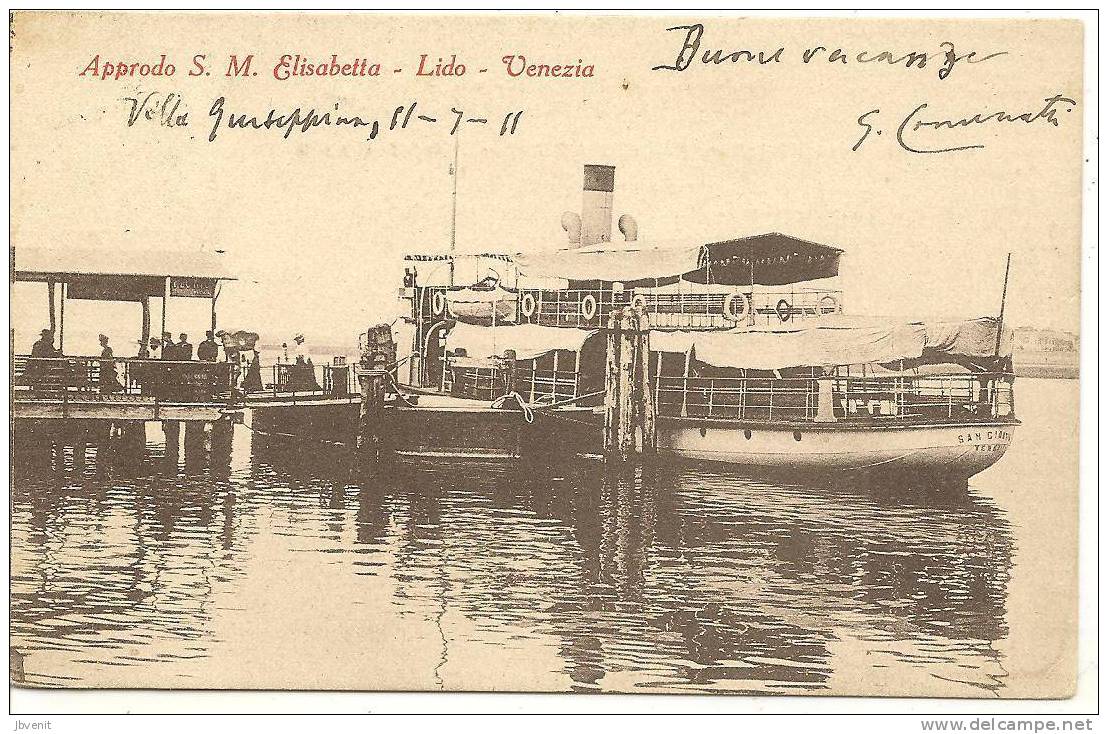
[994,252,1012,357]
[449,134,459,287]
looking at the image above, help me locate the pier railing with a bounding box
[445,363,581,404]
[655,373,1016,423]
[255,363,356,397]
[13,356,235,404]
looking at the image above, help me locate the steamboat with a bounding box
[362,163,1018,481]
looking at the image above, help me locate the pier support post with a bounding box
[210,419,234,477]
[162,420,181,468]
[119,421,146,475]
[184,421,207,474]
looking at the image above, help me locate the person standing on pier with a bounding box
[26,328,58,386]
[161,332,177,360]
[30,329,57,358]
[197,330,219,362]
[177,333,194,361]
[98,334,123,394]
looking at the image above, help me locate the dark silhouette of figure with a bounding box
[30,329,57,358]
[98,334,123,394]
[26,329,58,386]
[197,330,219,362]
[177,333,194,361]
[161,332,176,360]
[244,350,263,393]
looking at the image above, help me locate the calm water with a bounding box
[9,379,1078,695]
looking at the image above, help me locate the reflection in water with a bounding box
[10,422,1013,694]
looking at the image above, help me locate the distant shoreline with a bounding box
[1014,350,1079,380]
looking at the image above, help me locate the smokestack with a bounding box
[580,164,615,246]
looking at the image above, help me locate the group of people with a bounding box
[138,330,221,362]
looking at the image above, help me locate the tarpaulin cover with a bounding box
[447,286,518,324]
[446,323,597,361]
[512,233,843,285]
[650,317,1009,369]
[513,243,704,283]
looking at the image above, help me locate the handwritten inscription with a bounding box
[853,94,1077,154]
[652,24,1007,81]
[119,92,525,144]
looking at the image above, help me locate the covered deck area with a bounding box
[12,246,241,422]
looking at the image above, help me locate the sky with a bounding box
[10,13,1084,356]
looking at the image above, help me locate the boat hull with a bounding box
[243,394,1017,481]
[656,417,1016,480]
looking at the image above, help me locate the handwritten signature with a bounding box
[853,93,1077,154]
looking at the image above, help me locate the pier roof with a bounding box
[12,246,234,300]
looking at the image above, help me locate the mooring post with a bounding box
[358,324,396,470]
[634,306,657,454]
[617,307,637,462]
[603,308,621,459]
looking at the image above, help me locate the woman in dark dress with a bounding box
[98,334,123,394]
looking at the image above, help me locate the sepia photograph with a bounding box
[6,8,1096,722]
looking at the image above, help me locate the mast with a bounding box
[994,252,1012,357]
[448,134,459,287]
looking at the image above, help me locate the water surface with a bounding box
[9,379,1077,695]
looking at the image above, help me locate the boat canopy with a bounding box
[650,317,1010,370]
[12,246,234,301]
[513,242,704,283]
[511,233,842,286]
[445,323,596,361]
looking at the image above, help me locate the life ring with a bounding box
[520,292,537,319]
[431,290,447,316]
[580,294,598,322]
[775,298,793,323]
[630,293,648,311]
[819,294,840,314]
[723,293,751,322]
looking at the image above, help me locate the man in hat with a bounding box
[26,328,58,386]
[30,329,57,358]
[177,333,194,361]
[197,330,219,362]
[161,332,176,360]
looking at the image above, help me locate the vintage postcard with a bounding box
[8,11,1086,702]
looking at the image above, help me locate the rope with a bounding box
[491,391,534,424]
[241,419,354,448]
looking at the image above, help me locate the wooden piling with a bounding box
[604,306,657,463]
[635,307,657,454]
[210,419,234,477]
[357,323,396,470]
[616,308,636,461]
[603,309,621,459]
